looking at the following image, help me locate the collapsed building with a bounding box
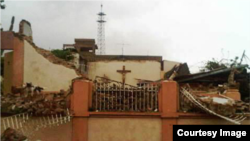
[1,20,80,95]
[63,39,183,86]
[1,20,78,140]
[1,19,250,141]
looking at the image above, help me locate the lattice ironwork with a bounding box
[92,76,160,112]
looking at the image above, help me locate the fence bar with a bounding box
[3,119,6,130]
[120,83,122,111]
[151,85,153,111]
[131,88,133,111]
[104,83,106,111]
[92,78,159,112]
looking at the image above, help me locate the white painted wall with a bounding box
[23,40,79,91]
[88,60,161,86]
[22,22,32,37]
[163,60,180,72]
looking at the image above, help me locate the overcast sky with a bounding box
[1,0,250,72]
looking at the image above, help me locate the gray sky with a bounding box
[1,0,250,72]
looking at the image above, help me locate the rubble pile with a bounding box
[1,83,70,116]
[197,96,235,116]
[235,100,250,113]
[1,128,27,141]
[180,84,250,116]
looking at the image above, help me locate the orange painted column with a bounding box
[12,37,24,87]
[71,80,91,141]
[161,81,179,141]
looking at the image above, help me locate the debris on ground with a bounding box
[180,87,247,124]
[174,64,250,102]
[1,128,27,141]
[1,83,71,116]
[179,84,250,116]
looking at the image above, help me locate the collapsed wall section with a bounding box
[23,40,79,91]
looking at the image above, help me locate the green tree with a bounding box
[0,23,3,31]
[200,58,228,72]
[0,0,6,9]
[51,49,74,61]
[0,0,6,31]
[200,56,243,72]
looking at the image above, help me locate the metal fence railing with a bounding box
[1,109,72,137]
[92,77,160,112]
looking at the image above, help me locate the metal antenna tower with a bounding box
[97,4,106,55]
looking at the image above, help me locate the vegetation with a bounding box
[200,58,227,72]
[0,0,6,9]
[0,23,3,31]
[200,56,244,72]
[51,49,74,61]
[0,0,5,31]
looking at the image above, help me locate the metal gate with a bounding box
[92,76,160,112]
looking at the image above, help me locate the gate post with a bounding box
[161,81,179,141]
[71,80,92,141]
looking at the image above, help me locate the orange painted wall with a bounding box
[70,80,180,141]
[88,118,161,141]
[29,121,72,141]
[66,76,250,141]
[71,80,90,141]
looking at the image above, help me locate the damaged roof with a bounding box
[81,54,162,62]
[175,64,248,83]
[74,38,98,49]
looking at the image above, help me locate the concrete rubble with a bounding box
[1,83,71,116]
[180,84,250,116]
[164,63,250,118]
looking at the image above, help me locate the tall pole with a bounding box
[239,50,245,65]
[97,4,106,55]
